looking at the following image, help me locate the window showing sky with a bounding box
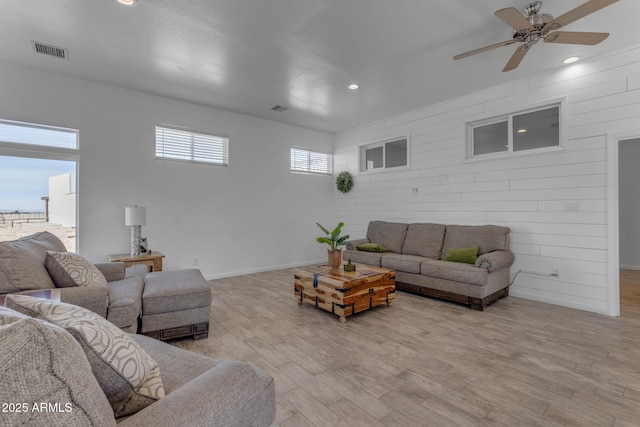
[0,156,75,212]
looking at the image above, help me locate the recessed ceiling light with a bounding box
[517,128,527,133]
[563,56,580,64]
[117,0,136,6]
[348,83,359,90]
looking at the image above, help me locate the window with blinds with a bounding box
[290,147,332,175]
[155,125,229,166]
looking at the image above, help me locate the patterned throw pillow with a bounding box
[0,306,117,426]
[6,295,165,418]
[45,251,108,288]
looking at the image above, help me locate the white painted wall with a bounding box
[48,173,76,228]
[334,46,640,315]
[0,61,334,278]
[618,139,640,270]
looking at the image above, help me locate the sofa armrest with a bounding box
[59,285,109,318]
[118,360,275,427]
[475,250,515,273]
[95,262,126,282]
[346,238,370,250]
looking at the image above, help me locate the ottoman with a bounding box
[140,269,211,341]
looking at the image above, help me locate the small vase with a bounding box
[327,249,342,270]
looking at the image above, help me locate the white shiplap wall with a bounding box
[333,46,640,315]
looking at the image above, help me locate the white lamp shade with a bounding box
[125,206,146,226]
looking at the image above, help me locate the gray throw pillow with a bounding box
[0,306,116,426]
[0,232,66,293]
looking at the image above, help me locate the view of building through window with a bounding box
[0,155,77,251]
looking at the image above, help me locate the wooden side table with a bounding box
[108,251,165,272]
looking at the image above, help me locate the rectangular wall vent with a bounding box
[32,41,68,60]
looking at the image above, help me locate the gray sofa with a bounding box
[0,305,276,426]
[0,232,211,340]
[0,231,142,332]
[344,221,514,310]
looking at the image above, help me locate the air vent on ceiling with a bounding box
[271,105,288,112]
[31,41,68,60]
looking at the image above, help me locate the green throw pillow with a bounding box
[357,243,386,253]
[444,246,479,264]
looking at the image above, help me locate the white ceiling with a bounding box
[0,0,637,133]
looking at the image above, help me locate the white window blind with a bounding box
[156,125,228,166]
[290,148,332,174]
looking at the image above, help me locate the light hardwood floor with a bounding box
[175,269,640,426]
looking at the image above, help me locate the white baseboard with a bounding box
[509,288,609,315]
[203,258,325,281]
[620,264,640,271]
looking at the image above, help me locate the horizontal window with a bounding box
[359,137,408,173]
[156,125,228,166]
[0,119,77,150]
[469,104,561,159]
[290,147,332,174]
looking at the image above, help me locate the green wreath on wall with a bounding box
[336,171,354,193]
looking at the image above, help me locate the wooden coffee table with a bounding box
[0,288,61,306]
[294,264,395,323]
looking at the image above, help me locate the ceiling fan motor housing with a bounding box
[525,2,552,26]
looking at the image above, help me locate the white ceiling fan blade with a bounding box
[542,0,619,34]
[503,44,531,72]
[544,31,609,45]
[495,7,534,32]
[453,39,518,60]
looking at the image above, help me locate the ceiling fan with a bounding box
[453,0,618,72]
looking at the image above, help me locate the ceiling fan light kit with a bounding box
[453,0,618,72]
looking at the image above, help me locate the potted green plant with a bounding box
[316,222,349,269]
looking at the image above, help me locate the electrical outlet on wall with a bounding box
[565,201,579,212]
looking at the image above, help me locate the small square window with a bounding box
[468,102,562,159]
[473,121,508,156]
[359,137,408,173]
[290,147,332,174]
[513,107,559,152]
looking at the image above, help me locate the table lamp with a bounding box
[125,206,146,256]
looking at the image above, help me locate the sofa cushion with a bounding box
[357,243,386,252]
[421,260,488,286]
[342,249,383,267]
[366,221,408,254]
[0,306,116,427]
[443,246,479,264]
[401,223,446,258]
[6,295,165,418]
[0,231,66,293]
[441,225,510,258]
[45,251,108,288]
[381,254,429,274]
